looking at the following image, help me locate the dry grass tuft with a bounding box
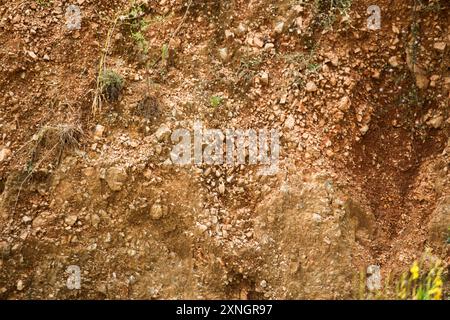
[12,124,83,211]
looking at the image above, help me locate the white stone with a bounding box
[65,214,78,227]
[236,23,247,35]
[433,42,446,51]
[427,115,444,129]
[305,81,317,92]
[155,124,171,142]
[218,48,229,62]
[360,125,369,135]
[312,213,322,223]
[27,51,37,59]
[94,124,105,140]
[224,30,234,39]
[366,265,381,291]
[389,56,399,67]
[91,214,100,228]
[253,35,264,48]
[150,203,163,220]
[0,148,11,162]
[274,21,284,34]
[260,72,269,85]
[285,115,295,129]
[17,280,24,291]
[338,96,351,111]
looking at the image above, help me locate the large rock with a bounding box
[105,167,128,191]
[32,211,55,229]
[428,196,450,246]
[416,74,429,90]
[0,148,11,162]
[427,115,444,129]
[337,96,351,111]
[305,81,318,92]
[366,265,381,291]
[155,124,171,142]
[150,203,164,220]
[252,172,371,299]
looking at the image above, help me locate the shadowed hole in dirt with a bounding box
[134,95,162,121]
[0,177,5,195]
[349,76,446,246]
[224,273,264,300]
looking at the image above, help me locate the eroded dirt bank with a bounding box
[0,0,449,299]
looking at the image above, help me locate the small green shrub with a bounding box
[35,0,52,6]
[126,3,149,54]
[100,69,124,102]
[131,31,148,54]
[161,44,169,62]
[210,95,223,108]
[312,0,353,29]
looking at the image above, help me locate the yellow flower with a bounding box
[410,262,420,280]
[428,287,442,300]
[434,277,443,288]
[435,291,442,300]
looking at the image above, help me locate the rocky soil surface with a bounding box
[0,0,449,299]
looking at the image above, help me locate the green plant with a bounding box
[396,260,444,300]
[35,0,52,6]
[234,52,264,93]
[99,69,124,102]
[418,0,443,13]
[312,0,353,29]
[334,0,353,16]
[126,3,149,54]
[149,14,169,24]
[92,13,121,114]
[306,62,321,74]
[283,52,306,65]
[290,77,305,90]
[161,43,169,62]
[210,95,223,108]
[240,55,263,70]
[409,21,420,72]
[315,0,353,14]
[283,48,317,70]
[359,250,446,300]
[397,81,422,110]
[317,12,336,29]
[131,31,148,54]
